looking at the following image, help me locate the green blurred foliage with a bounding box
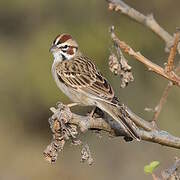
[0,0,180,180]
[144,161,160,174]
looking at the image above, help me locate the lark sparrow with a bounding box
[50,33,140,141]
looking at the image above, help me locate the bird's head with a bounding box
[50,33,79,61]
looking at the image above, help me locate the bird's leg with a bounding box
[88,107,96,119]
[94,107,105,118]
[88,107,105,119]
[88,107,96,118]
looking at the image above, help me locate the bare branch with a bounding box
[165,29,180,73]
[152,173,160,180]
[110,26,180,86]
[44,103,180,163]
[161,158,180,179]
[107,0,180,53]
[152,82,173,122]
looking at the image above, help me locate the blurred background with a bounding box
[0,0,180,179]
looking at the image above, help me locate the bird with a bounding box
[49,33,140,141]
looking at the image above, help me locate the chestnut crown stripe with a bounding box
[53,34,72,45]
[59,34,72,43]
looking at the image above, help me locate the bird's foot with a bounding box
[87,107,96,121]
[87,107,105,120]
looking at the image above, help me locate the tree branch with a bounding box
[110,26,180,86]
[44,103,180,163]
[152,82,173,122]
[69,109,180,149]
[161,157,180,179]
[107,0,180,54]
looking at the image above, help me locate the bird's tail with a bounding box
[96,101,141,141]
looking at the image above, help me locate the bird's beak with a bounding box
[49,44,57,52]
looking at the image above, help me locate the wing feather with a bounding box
[56,56,114,101]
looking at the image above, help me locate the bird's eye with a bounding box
[63,45,68,49]
[61,45,69,51]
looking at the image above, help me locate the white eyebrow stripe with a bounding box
[55,37,61,45]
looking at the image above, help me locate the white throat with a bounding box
[53,51,63,62]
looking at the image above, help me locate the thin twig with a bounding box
[161,158,180,179]
[107,0,180,53]
[110,26,180,86]
[152,63,180,122]
[152,82,173,122]
[165,29,180,73]
[152,173,159,180]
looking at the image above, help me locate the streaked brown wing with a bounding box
[56,56,115,101]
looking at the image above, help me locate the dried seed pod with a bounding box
[81,144,94,166]
[108,52,134,88]
[44,104,82,164]
[109,53,120,75]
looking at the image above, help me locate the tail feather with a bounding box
[96,101,141,141]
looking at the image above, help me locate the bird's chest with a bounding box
[52,64,93,105]
[52,66,73,97]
